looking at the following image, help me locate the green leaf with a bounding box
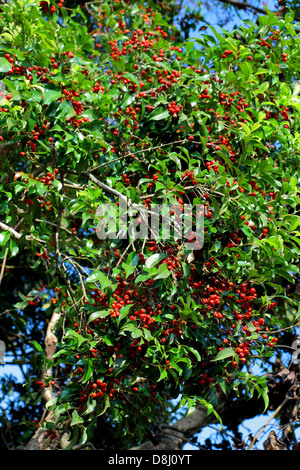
[285,215,300,232]
[225,37,238,53]
[211,348,236,362]
[70,410,84,426]
[121,323,142,338]
[158,367,168,381]
[64,427,80,449]
[253,383,269,413]
[154,263,171,279]
[126,252,140,266]
[14,301,29,309]
[260,235,283,252]
[149,107,169,121]
[97,393,110,416]
[121,92,135,109]
[240,62,252,81]
[210,195,220,222]
[77,427,88,448]
[254,82,269,94]
[186,397,196,416]
[82,360,93,383]
[9,238,19,257]
[52,349,70,359]
[116,304,133,324]
[86,271,112,289]
[122,262,136,278]
[0,57,12,73]
[260,388,269,413]
[56,100,75,119]
[87,310,110,323]
[30,340,44,354]
[183,346,201,361]
[154,12,170,28]
[145,253,167,268]
[43,89,62,106]
[65,330,87,347]
[0,231,10,246]
[276,270,295,283]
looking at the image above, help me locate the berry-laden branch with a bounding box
[64,169,174,225]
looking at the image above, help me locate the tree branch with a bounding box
[130,404,221,450]
[0,141,21,157]
[217,0,300,22]
[130,373,294,451]
[247,397,289,450]
[217,0,267,15]
[0,221,46,244]
[41,311,61,403]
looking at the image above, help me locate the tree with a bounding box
[0,0,300,451]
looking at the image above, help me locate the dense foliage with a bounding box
[0,0,300,450]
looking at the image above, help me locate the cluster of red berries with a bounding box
[39,169,59,186]
[36,251,49,259]
[168,101,183,117]
[220,49,235,59]
[39,1,56,14]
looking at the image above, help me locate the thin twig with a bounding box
[116,240,134,268]
[246,397,289,450]
[57,263,80,316]
[0,253,7,286]
[89,139,187,172]
[63,256,88,303]
[35,218,81,242]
